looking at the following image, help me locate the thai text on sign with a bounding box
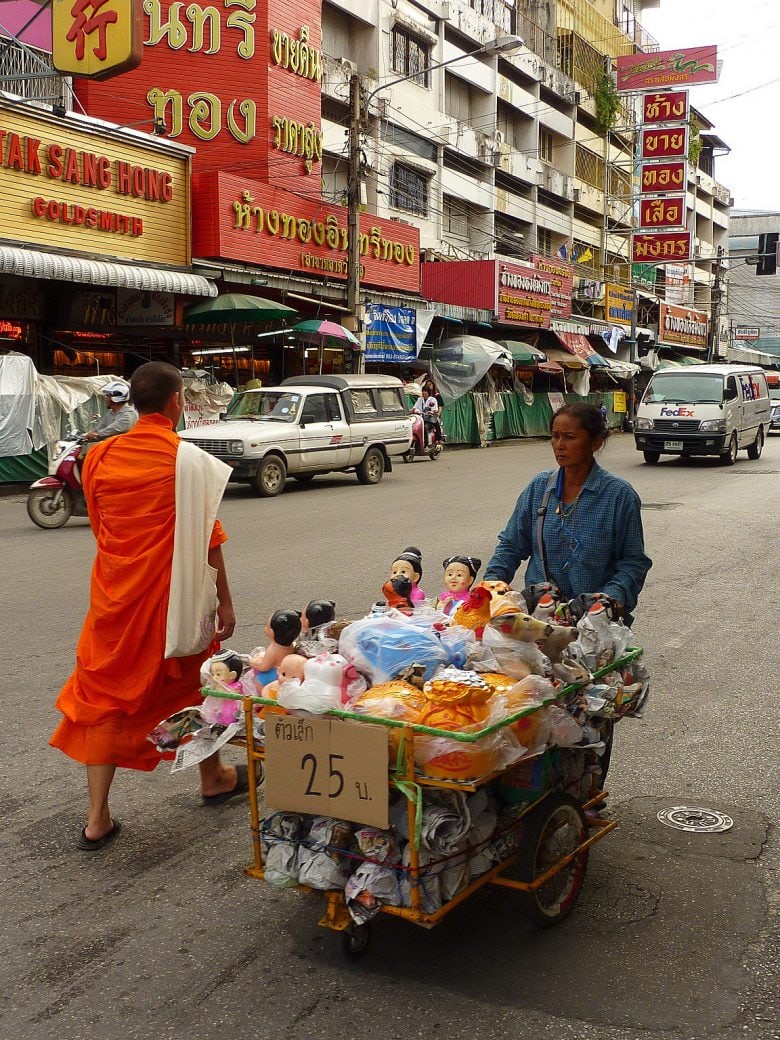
[642,91,689,125]
[632,232,692,263]
[641,128,688,161]
[640,161,686,195]
[639,196,686,230]
[659,302,709,349]
[616,46,717,92]
[496,262,555,329]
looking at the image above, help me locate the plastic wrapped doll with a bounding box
[202,650,245,728]
[390,547,426,604]
[296,599,337,658]
[249,609,302,689]
[436,555,482,617]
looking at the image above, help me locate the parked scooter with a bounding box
[27,430,89,528]
[403,410,444,462]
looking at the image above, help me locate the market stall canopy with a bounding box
[537,359,564,374]
[554,331,603,364]
[543,347,588,370]
[496,340,547,364]
[184,292,298,323]
[602,357,640,377]
[421,336,514,401]
[293,319,361,345]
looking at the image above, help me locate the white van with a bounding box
[634,364,770,465]
[180,374,413,496]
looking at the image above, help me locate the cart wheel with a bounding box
[519,793,589,928]
[341,923,370,960]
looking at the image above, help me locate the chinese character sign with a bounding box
[53,0,143,78]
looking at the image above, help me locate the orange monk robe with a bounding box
[50,414,227,771]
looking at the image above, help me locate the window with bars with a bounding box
[390,163,429,216]
[391,25,430,87]
[537,228,553,255]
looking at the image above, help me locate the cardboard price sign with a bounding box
[264,716,389,828]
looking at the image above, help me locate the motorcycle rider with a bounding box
[413,385,442,448]
[85,380,139,442]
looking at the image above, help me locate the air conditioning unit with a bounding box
[572,187,581,203]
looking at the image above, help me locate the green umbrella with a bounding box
[497,339,547,364]
[183,292,297,324]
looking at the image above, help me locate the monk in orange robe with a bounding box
[51,362,238,850]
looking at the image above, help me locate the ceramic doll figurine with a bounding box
[208,650,244,691]
[249,609,302,690]
[436,555,482,616]
[262,653,307,700]
[297,600,338,658]
[389,547,426,604]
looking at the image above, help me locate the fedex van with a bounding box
[634,364,770,465]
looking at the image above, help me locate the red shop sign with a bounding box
[496,260,555,329]
[192,171,421,294]
[617,46,717,92]
[530,254,572,320]
[638,196,686,230]
[632,232,692,263]
[641,127,688,161]
[640,161,686,195]
[75,0,323,194]
[642,90,689,125]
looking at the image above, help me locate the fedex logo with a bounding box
[660,406,694,417]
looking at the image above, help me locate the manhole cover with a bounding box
[657,806,734,833]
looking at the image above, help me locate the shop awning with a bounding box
[543,347,588,369]
[0,246,218,297]
[555,331,602,364]
[497,339,547,364]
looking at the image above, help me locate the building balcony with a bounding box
[556,0,656,58]
[0,38,72,110]
[322,53,355,105]
[497,147,543,186]
[537,161,574,199]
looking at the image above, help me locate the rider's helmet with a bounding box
[100,379,130,404]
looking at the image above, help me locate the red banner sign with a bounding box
[641,128,688,161]
[642,90,689,125]
[192,171,420,294]
[639,196,686,230]
[617,46,718,92]
[496,261,555,328]
[640,161,686,195]
[632,232,692,263]
[530,254,572,320]
[659,302,709,350]
[76,0,324,193]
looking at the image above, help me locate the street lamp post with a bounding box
[346,35,523,372]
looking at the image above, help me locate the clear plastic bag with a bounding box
[338,610,450,685]
[262,811,306,888]
[481,625,551,678]
[296,817,354,890]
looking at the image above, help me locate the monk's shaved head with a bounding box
[130,362,183,415]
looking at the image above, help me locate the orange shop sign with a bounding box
[0,102,191,265]
[660,302,709,350]
[52,0,143,79]
[191,171,421,294]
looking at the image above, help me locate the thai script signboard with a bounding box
[640,127,688,161]
[617,46,718,92]
[639,196,686,230]
[496,261,555,329]
[632,232,692,264]
[659,302,709,350]
[642,91,689,125]
[640,161,686,195]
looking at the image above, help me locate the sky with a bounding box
[641,0,780,212]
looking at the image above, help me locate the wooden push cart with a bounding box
[226,647,643,958]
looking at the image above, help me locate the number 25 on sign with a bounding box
[264,715,389,828]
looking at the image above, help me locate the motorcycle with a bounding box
[27,430,89,528]
[403,409,444,462]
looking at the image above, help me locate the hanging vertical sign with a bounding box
[52,0,144,78]
[642,91,689,125]
[364,305,417,362]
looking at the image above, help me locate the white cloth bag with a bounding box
[165,441,231,659]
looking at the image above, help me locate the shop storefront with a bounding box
[0,98,214,375]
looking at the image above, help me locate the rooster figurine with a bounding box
[452,586,492,637]
[382,575,415,614]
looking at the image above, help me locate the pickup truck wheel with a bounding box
[254,455,287,497]
[356,447,385,485]
[747,427,764,460]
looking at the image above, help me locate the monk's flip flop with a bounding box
[77,820,122,852]
[202,764,261,806]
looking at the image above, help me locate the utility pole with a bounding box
[707,245,725,363]
[346,70,365,373]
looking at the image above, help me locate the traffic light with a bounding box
[757,232,778,276]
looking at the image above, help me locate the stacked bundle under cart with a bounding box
[229,647,642,959]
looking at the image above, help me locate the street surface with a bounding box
[2,432,779,1040]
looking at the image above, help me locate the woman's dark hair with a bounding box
[210,649,244,679]
[552,402,609,442]
[393,546,423,580]
[269,609,302,646]
[442,555,482,580]
[304,599,336,629]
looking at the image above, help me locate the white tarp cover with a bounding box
[430,336,514,402]
[0,353,36,456]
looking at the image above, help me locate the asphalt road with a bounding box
[2,432,779,1040]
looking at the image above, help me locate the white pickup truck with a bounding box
[179,374,413,496]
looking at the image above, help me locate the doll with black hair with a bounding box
[390,547,425,604]
[249,609,302,686]
[436,555,482,616]
[297,599,338,658]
